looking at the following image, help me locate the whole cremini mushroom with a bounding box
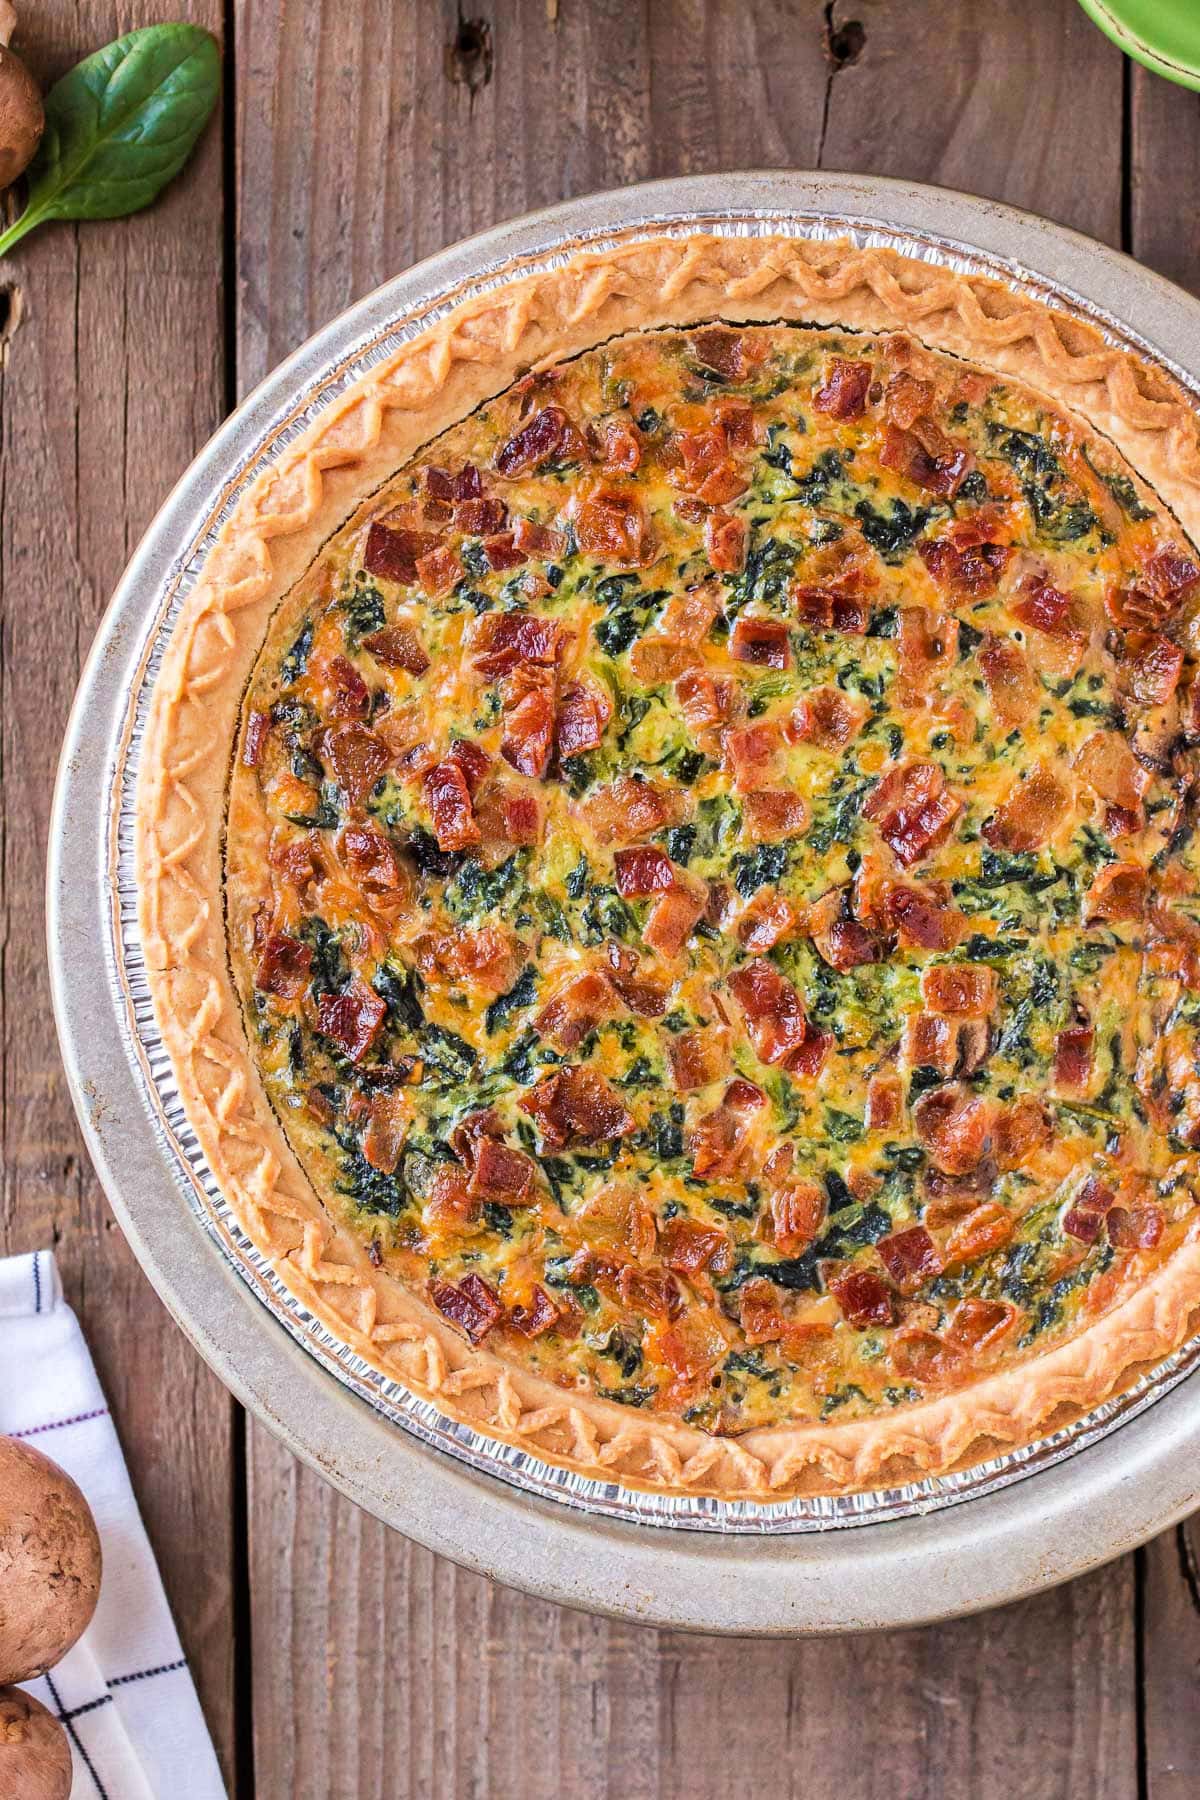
[0,2,43,192]
[0,1436,102,1686]
[0,1687,72,1800]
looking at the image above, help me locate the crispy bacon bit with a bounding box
[866,1073,904,1131]
[454,929,527,996]
[469,1137,536,1204]
[676,667,739,730]
[722,722,781,793]
[360,1091,408,1174]
[1010,576,1079,639]
[705,510,748,573]
[689,1103,749,1179]
[785,685,866,751]
[339,823,403,893]
[690,326,749,378]
[449,1106,503,1167]
[737,889,796,953]
[946,1296,1017,1351]
[881,883,967,950]
[582,776,682,844]
[660,1216,731,1276]
[644,886,708,958]
[480,532,526,572]
[878,1226,942,1293]
[1083,861,1148,925]
[769,1181,825,1254]
[556,680,612,758]
[413,542,462,596]
[864,760,961,867]
[1062,1176,1114,1242]
[423,758,480,852]
[317,979,387,1063]
[888,1330,963,1386]
[730,615,791,669]
[497,787,541,845]
[512,516,565,559]
[1120,631,1184,707]
[1107,546,1200,628]
[362,619,430,675]
[593,417,642,474]
[322,723,389,805]
[792,587,870,635]
[807,888,881,972]
[501,681,557,780]
[508,1286,559,1337]
[617,1264,684,1321]
[982,764,1069,855]
[468,611,562,679]
[363,521,437,584]
[920,534,1009,597]
[422,1163,478,1229]
[725,1077,767,1112]
[728,959,810,1067]
[913,1083,994,1175]
[444,737,491,797]
[1107,1204,1165,1250]
[881,423,973,498]
[605,941,668,1017]
[243,709,270,767]
[1054,1025,1094,1090]
[896,607,958,707]
[496,406,573,477]
[614,846,678,897]
[430,1273,503,1344]
[1074,730,1148,816]
[829,1268,895,1328]
[455,495,509,537]
[739,1277,786,1344]
[254,933,312,1000]
[741,789,809,843]
[519,1066,635,1147]
[668,1028,728,1091]
[534,971,614,1053]
[944,1201,1014,1265]
[920,963,997,1017]
[883,370,934,429]
[657,1310,730,1396]
[672,425,747,505]
[628,638,700,685]
[813,357,872,420]
[994,1095,1052,1172]
[978,632,1038,727]
[902,1013,958,1079]
[574,483,654,565]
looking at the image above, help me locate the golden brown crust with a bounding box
[135,232,1200,1499]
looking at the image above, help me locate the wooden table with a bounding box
[3,2,1199,1792]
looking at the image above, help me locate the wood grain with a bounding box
[234,5,1142,1799]
[0,2,236,1788]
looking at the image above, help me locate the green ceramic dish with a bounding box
[1077,0,1200,92]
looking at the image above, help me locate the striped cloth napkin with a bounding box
[1,1250,225,1800]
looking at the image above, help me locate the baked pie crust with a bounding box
[136,232,1200,1499]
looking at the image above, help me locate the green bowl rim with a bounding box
[1076,0,1200,93]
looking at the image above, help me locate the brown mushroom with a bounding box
[0,1687,72,1800]
[0,4,44,192]
[0,1437,102,1686]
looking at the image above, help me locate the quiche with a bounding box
[137,232,1200,1499]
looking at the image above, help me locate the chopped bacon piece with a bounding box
[481,531,527,572]
[883,370,934,429]
[325,657,371,719]
[690,327,750,377]
[1120,631,1184,707]
[792,587,870,634]
[1054,1025,1094,1090]
[807,887,881,971]
[676,667,739,730]
[864,760,961,867]
[1107,1203,1165,1250]
[455,495,509,537]
[421,1162,478,1229]
[644,885,707,958]
[725,1077,767,1112]
[888,1330,963,1386]
[423,759,480,852]
[501,681,557,780]
[737,889,796,953]
[468,1137,536,1204]
[430,1273,503,1344]
[363,521,437,584]
[453,929,527,996]
[978,631,1038,727]
[944,1201,1014,1265]
[495,405,574,477]
[881,423,973,498]
[591,417,641,474]
[499,788,541,844]
[920,963,997,1017]
[1107,546,1200,628]
[993,1095,1052,1172]
[689,1103,749,1179]
[728,959,810,1066]
[581,775,683,844]
[659,584,722,646]
[1083,861,1148,925]
[982,764,1069,854]
[444,737,491,796]
[878,1226,942,1293]
[730,615,791,669]
[574,483,654,565]
[360,1091,408,1174]
[902,1013,959,1079]
[322,723,389,805]
[705,510,748,573]
[614,846,678,897]
[946,1296,1017,1351]
[1009,576,1076,635]
[668,1028,728,1091]
[740,789,808,843]
[896,606,958,706]
[738,1277,786,1344]
[519,1066,635,1147]
[1074,730,1148,816]
[414,541,462,596]
[813,357,872,420]
[602,942,666,1017]
[339,823,403,893]
[362,619,430,675]
[449,1106,503,1167]
[317,979,387,1063]
[254,933,313,1000]
[243,709,270,767]
[628,637,700,684]
[617,1264,683,1321]
[881,882,967,950]
[722,722,781,793]
[920,534,1009,597]
[534,970,614,1053]
[468,611,562,679]
[913,1083,995,1175]
[672,425,747,505]
[556,680,612,758]
[786,685,867,751]
[657,1310,730,1396]
[508,1286,559,1337]
[511,515,565,559]
[660,1216,731,1277]
[829,1268,895,1328]
[1062,1178,1112,1242]
[866,1073,904,1131]
[769,1181,825,1254]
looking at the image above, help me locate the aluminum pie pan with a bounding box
[47,171,1200,1629]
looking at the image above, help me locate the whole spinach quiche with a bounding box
[138,233,1200,1499]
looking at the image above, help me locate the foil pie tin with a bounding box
[48,173,1200,1631]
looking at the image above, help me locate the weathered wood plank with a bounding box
[0,3,236,1786]
[238,6,1141,1797]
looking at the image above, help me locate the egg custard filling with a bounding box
[229,321,1200,1436]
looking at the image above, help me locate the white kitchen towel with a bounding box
[0,1250,226,1800]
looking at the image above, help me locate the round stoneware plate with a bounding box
[49,172,1200,1632]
